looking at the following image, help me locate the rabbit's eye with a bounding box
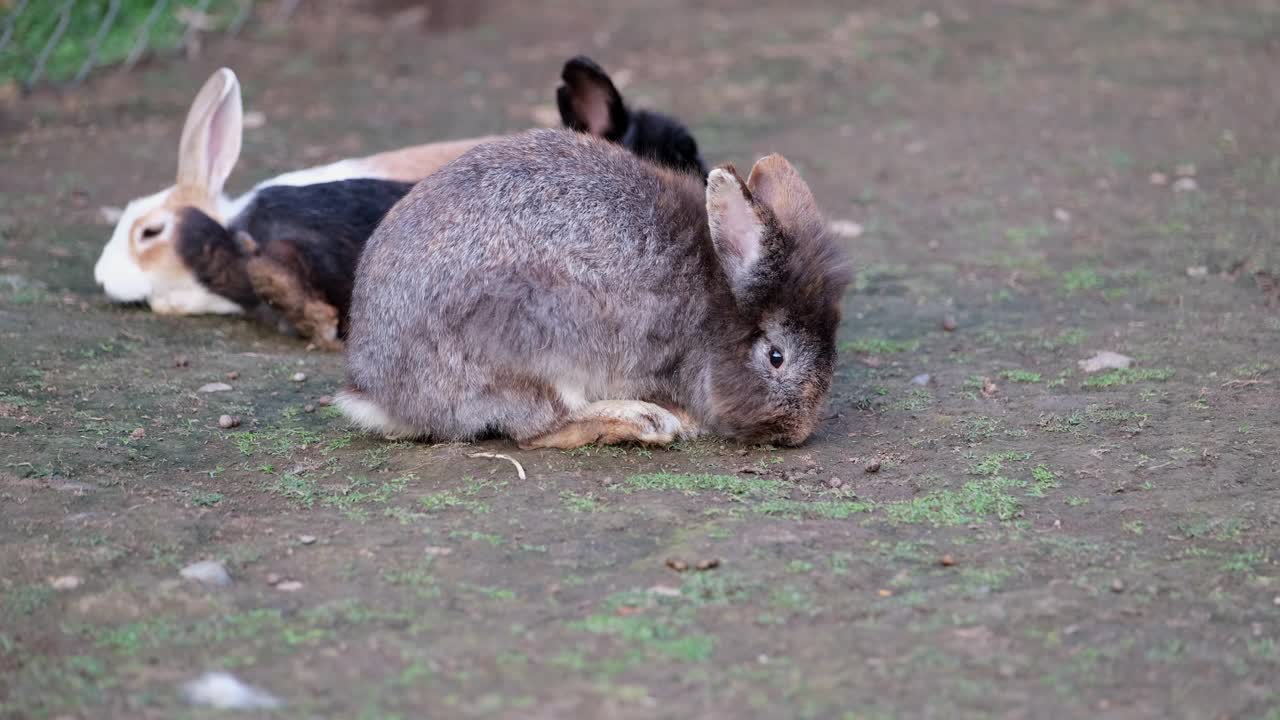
[768,346,785,369]
[140,224,164,240]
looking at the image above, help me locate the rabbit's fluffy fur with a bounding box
[340,129,849,448]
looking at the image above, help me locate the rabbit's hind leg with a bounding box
[239,233,342,351]
[519,400,686,450]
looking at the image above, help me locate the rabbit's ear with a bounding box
[557,56,629,141]
[707,164,770,300]
[176,68,243,197]
[746,154,822,238]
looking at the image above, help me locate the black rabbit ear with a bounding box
[557,56,629,141]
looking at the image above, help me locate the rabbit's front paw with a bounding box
[521,400,685,450]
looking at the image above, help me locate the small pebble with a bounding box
[291,372,307,383]
[303,404,316,413]
[1172,177,1198,192]
[648,585,681,597]
[864,460,882,473]
[1111,579,1126,593]
[1186,266,1209,278]
[226,371,239,381]
[1053,207,1071,224]
[276,580,304,592]
[317,395,333,406]
[942,315,957,332]
[130,427,146,440]
[695,558,721,571]
[199,382,232,393]
[265,573,282,585]
[910,373,931,386]
[1273,595,1279,607]
[218,414,240,429]
[50,575,83,590]
[182,671,281,710]
[1148,171,1169,186]
[174,355,190,368]
[423,546,453,557]
[827,476,845,489]
[666,558,689,572]
[939,554,956,567]
[298,535,317,545]
[180,560,232,587]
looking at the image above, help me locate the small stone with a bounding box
[265,573,282,585]
[129,427,146,440]
[910,373,931,386]
[50,575,83,590]
[1172,177,1198,192]
[423,546,453,557]
[1186,266,1209,278]
[1078,351,1133,374]
[291,372,307,383]
[939,554,956,567]
[920,10,940,28]
[174,355,190,368]
[218,414,240,429]
[99,205,124,224]
[878,589,893,597]
[276,580,304,592]
[180,560,231,587]
[648,585,681,597]
[1053,208,1071,224]
[666,558,689,572]
[942,315,957,332]
[298,535,317,545]
[198,382,232,393]
[864,460,882,473]
[1175,163,1197,177]
[695,558,721,571]
[242,110,267,129]
[317,395,333,407]
[827,476,845,489]
[1111,579,1125,593]
[1273,595,1279,607]
[182,671,281,710]
[226,371,239,380]
[1149,171,1169,186]
[303,404,316,413]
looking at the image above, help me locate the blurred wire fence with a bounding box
[0,0,300,90]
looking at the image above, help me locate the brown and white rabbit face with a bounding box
[94,68,244,315]
[704,158,850,446]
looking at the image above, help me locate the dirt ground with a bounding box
[2,1,1279,718]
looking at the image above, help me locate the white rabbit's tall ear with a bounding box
[746,154,822,238]
[176,68,243,197]
[706,164,769,300]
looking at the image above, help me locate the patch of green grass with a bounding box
[561,490,602,513]
[622,472,782,497]
[573,614,716,663]
[753,498,874,519]
[1081,368,1175,388]
[420,490,488,514]
[968,451,1031,477]
[1001,369,1042,383]
[1061,266,1104,293]
[1,1,245,85]
[840,337,920,355]
[3,584,54,617]
[885,475,1023,526]
[191,491,224,507]
[1065,496,1089,507]
[955,416,1001,444]
[1026,464,1060,497]
[891,388,933,412]
[1221,550,1268,575]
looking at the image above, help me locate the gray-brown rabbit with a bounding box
[339,129,850,449]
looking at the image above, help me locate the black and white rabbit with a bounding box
[339,129,850,448]
[93,58,708,347]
